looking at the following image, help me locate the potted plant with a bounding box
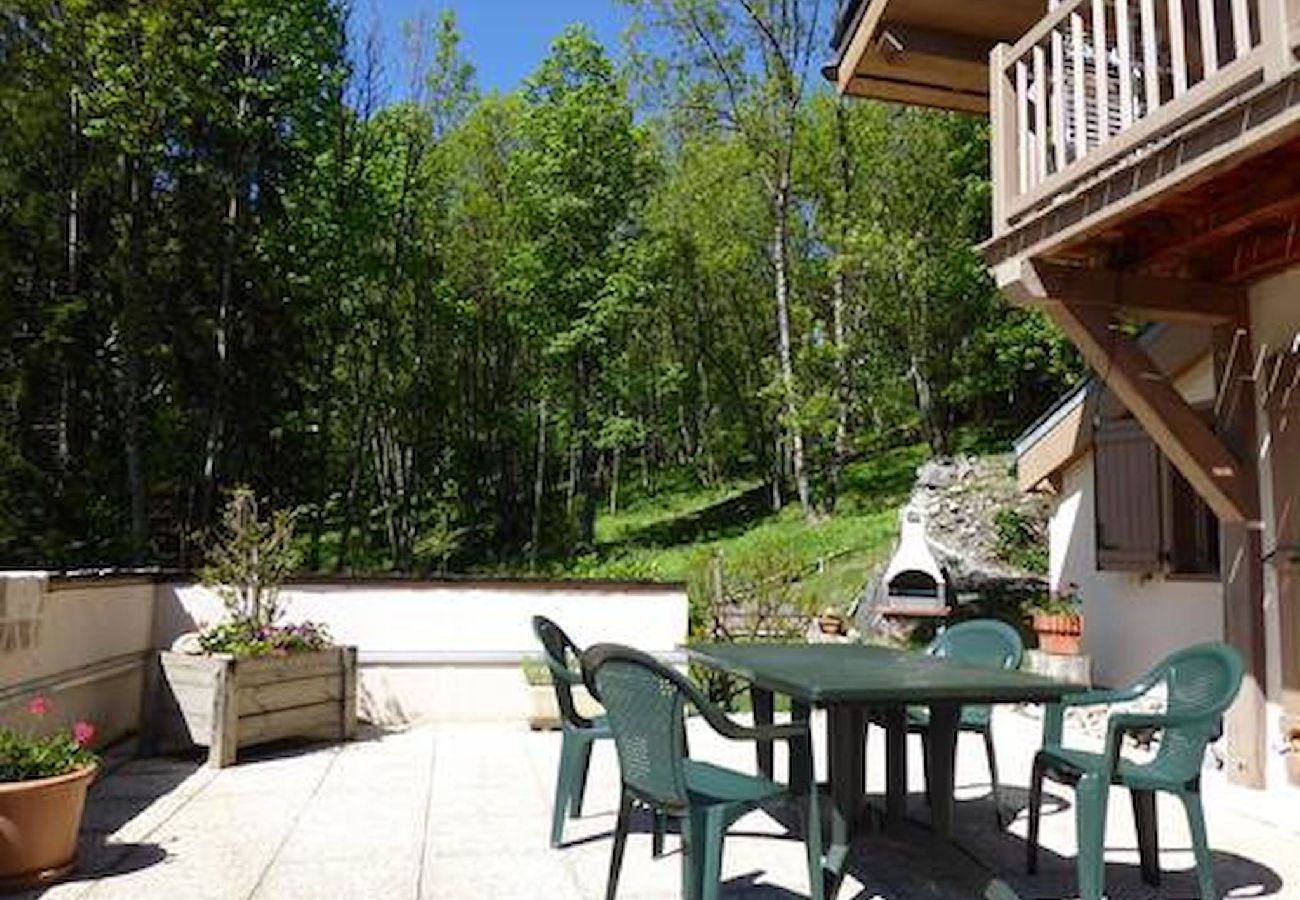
[817,607,849,636]
[1029,584,1084,655]
[0,697,97,891]
[150,488,356,767]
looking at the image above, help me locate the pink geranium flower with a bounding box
[73,721,97,747]
[27,696,52,716]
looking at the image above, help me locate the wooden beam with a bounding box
[1007,259,1247,324]
[1126,164,1300,272]
[837,74,989,114]
[837,0,890,94]
[1213,321,1267,788]
[1008,262,1259,523]
[877,25,996,66]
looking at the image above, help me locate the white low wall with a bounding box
[2,575,688,735]
[156,580,686,663]
[158,579,688,723]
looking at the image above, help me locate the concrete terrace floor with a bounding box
[18,709,1299,900]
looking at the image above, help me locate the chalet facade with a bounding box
[831,0,1300,791]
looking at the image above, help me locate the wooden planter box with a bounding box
[149,647,357,768]
[524,680,602,731]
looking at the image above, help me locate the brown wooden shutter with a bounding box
[1094,417,1163,571]
[1163,459,1220,575]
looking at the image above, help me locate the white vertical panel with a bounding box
[1230,0,1252,57]
[1017,59,1031,191]
[1198,0,1220,75]
[1052,25,1067,170]
[1169,0,1189,95]
[1116,0,1135,125]
[1092,0,1110,142]
[1140,0,1161,111]
[1072,11,1088,157]
[1034,45,1049,180]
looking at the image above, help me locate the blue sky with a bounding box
[358,1,636,98]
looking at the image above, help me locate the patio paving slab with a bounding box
[12,708,1296,900]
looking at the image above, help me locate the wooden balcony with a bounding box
[986,0,1300,282]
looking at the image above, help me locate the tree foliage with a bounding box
[0,2,1080,571]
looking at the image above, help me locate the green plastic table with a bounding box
[687,642,1085,892]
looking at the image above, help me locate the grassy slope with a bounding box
[555,444,929,613]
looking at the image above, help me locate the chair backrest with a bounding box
[531,615,593,729]
[1145,642,1244,781]
[581,643,692,814]
[927,619,1024,671]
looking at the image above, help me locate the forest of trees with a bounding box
[0,0,1080,572]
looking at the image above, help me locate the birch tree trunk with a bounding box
[772,160,813,519]
[828,100,854,512]
[530,397,547,572]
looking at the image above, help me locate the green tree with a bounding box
[511,27,652,550]
[625,0,827,518]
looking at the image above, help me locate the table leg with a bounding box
[883,706,908,827]
[925,701,960,839]
[827,704,867,831]
[752,685,775,779]
[821,704,865,900]
[790,700,813,788]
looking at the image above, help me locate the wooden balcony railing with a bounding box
[991,0,1295,232]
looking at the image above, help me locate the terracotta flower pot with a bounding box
[818,612,847,636]
[1032,611,1084,655]
[0,764,96,893]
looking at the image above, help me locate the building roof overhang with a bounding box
[826,0,1043,114]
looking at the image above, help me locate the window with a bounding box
[1094,415,1219,576]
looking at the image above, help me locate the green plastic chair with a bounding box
[533,616,616,849]
[582,643,828,900]
[880,618,1024,826]
[1027,642,1244,900]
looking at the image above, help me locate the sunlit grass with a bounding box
[557,443,929,611]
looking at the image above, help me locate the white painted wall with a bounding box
[0,577,156,744]
[1050,455,1224,688]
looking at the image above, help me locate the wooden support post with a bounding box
[1213,322,1267,788]
[990,44,1018,233]
[1263,349,1300,784]
[1259,0,1295,79]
